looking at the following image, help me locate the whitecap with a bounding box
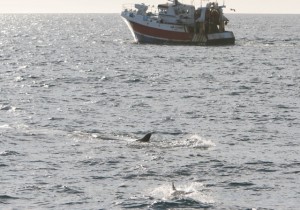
[0,124,11,129]
[187,134,216,149]
[172,134,216,149]
[18,65,28,70]
[15,76,24,82]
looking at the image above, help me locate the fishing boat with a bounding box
[121,0,235,45]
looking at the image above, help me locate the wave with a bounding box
[149,199,213,209]
[0,150,21,156]
[228,182,255,187]
[52,185,84,195]
[0,104,18,112]
[0,195,19,204]
[236,37,299,47]
[0,163,9,167]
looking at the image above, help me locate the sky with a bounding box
[0,0,299,14]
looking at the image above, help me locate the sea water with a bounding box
[0,14,299,209]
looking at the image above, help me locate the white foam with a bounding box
[149,182,214,203]
[15,76,24,82]
[0,124,11,129]
[172,134,216,149]
[69,131,99,141]
[188,134,216,148]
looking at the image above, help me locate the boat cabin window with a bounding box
[158,8,168,14]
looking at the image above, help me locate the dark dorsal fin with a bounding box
[136,133,152,143]
[172,182,176,191]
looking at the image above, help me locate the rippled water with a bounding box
[1,14,299,209]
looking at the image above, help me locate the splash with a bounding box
[187,134,216,149]
[172,134,216,149]
[149,182,214,205]
[69,131,100,141]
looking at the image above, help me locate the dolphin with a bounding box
[171,182,193,196]
[136,133,152,143]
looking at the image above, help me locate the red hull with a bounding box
[129,21,193,42]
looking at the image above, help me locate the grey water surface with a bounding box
[0,14,299,209]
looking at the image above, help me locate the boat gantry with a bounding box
[121,0,235,45]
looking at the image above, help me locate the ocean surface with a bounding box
[0,13,299,210]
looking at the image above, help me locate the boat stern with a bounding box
[206,31,235,45]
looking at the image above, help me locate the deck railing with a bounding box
[122,4,158,15]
